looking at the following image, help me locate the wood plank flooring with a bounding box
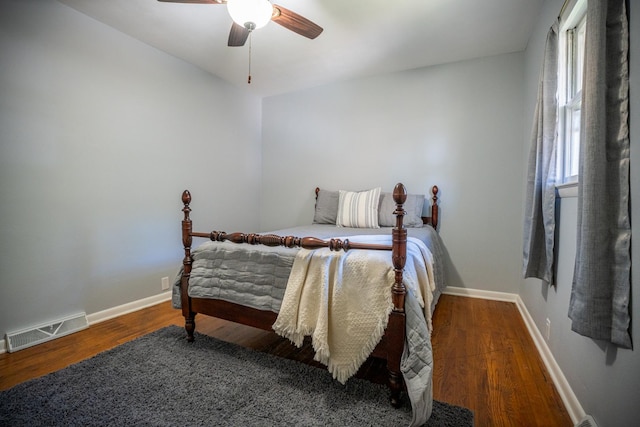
[0,294,572,426]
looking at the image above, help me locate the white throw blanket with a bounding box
[272,235,435,384]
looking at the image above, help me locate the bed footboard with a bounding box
[180,183,410,406]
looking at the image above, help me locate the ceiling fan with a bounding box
[157,0,323,47]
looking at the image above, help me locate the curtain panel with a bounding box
[522,23,559,285]
[568,0,632,349]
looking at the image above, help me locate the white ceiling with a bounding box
[58,0,544,98]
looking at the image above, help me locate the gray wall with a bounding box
[261,53,525,294]
[2,0,638,425]
[519,1,640,425]
[0,0,262,334]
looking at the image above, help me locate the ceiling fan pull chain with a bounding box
[247,33,252,84]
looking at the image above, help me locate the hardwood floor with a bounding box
[0,294,572,426]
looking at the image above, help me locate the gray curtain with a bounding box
[568,0,631,348]
[522,23,559,284]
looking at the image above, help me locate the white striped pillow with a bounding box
[336,187,381,228]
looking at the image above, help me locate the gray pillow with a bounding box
[378,192,425,228]
[313,189,339,224]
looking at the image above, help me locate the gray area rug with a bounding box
[0,326,473,426]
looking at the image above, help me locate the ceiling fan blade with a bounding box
[271,4,323,39]
[157,0,226,4]
[228,22,250,46]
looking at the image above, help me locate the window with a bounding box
[557,0,587,184]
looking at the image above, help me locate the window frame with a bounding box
[557,0,587,188]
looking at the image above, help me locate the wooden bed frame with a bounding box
[179,183,439,407]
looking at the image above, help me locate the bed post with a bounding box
[181,190,196,342]
[388,183,408,407]
[430,185,439,230]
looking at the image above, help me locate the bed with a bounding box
[173,183,444,425]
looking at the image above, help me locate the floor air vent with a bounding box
[5,313,88,352]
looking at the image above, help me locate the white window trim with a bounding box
[556,0,587,188]
[556,180,578,198]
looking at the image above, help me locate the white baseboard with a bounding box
[514,295,585,424]
[86,291,172,325]
[443,286,584,424]
[443,286,518,302]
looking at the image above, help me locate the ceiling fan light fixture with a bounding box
[227,0,273,31]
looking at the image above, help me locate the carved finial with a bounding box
[182,190,191,206]
[392,183,407,205]
[431,185,439,209]
[182,190,192,221]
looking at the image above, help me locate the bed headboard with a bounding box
[313,185,439,231]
